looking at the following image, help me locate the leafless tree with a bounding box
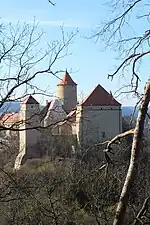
[0,20,78,129]
[91,0,150,224]
[0,17,78,206]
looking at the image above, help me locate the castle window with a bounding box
[101,132,105,138]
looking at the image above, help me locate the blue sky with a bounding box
[0,0,149,106]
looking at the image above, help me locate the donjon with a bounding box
[10,70,122,169]
[57,70,77,113]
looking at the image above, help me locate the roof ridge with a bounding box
[82,84,121,106]
[23,95,39,104]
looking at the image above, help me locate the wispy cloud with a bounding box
[1,18,91,29]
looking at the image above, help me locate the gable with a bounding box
[82,84,121,107]
[23,95,39,104]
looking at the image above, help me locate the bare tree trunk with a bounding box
[113,79,150,225]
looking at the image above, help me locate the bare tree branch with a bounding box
[133,196,150,225]
[113,78,150,225]
[48,0,55,6]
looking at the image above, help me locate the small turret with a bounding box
[57,70,77,113]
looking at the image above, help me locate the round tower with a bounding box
[57,70,77,113]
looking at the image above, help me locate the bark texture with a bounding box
[113,78,150,225]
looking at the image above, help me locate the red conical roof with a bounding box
[82,84,121,106]
[57,70,77,86]
[23,95,39,104]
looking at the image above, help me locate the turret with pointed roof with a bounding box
[57,70,77,113]
[57,70,77,86]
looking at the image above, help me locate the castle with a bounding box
[0,71,122,169]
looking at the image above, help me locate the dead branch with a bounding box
[92,0,150,97]
[0,22,78,111]
[48,0,55,6]
[94,0,142,43]
[107,53,140,80]
[133,196,150,225]
[113,78,150,225]
[104,129,134,153]
[0,23,78,136]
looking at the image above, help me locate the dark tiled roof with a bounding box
[23,95,39,104]
[82,84,121,106]
[57,70,77,86]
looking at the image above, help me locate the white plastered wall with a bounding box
[76,105,122,145]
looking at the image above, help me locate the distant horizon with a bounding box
[0,99,141,108]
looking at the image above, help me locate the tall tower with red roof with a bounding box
[57,70,77,113]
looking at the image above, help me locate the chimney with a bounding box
[46,100,48,105]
